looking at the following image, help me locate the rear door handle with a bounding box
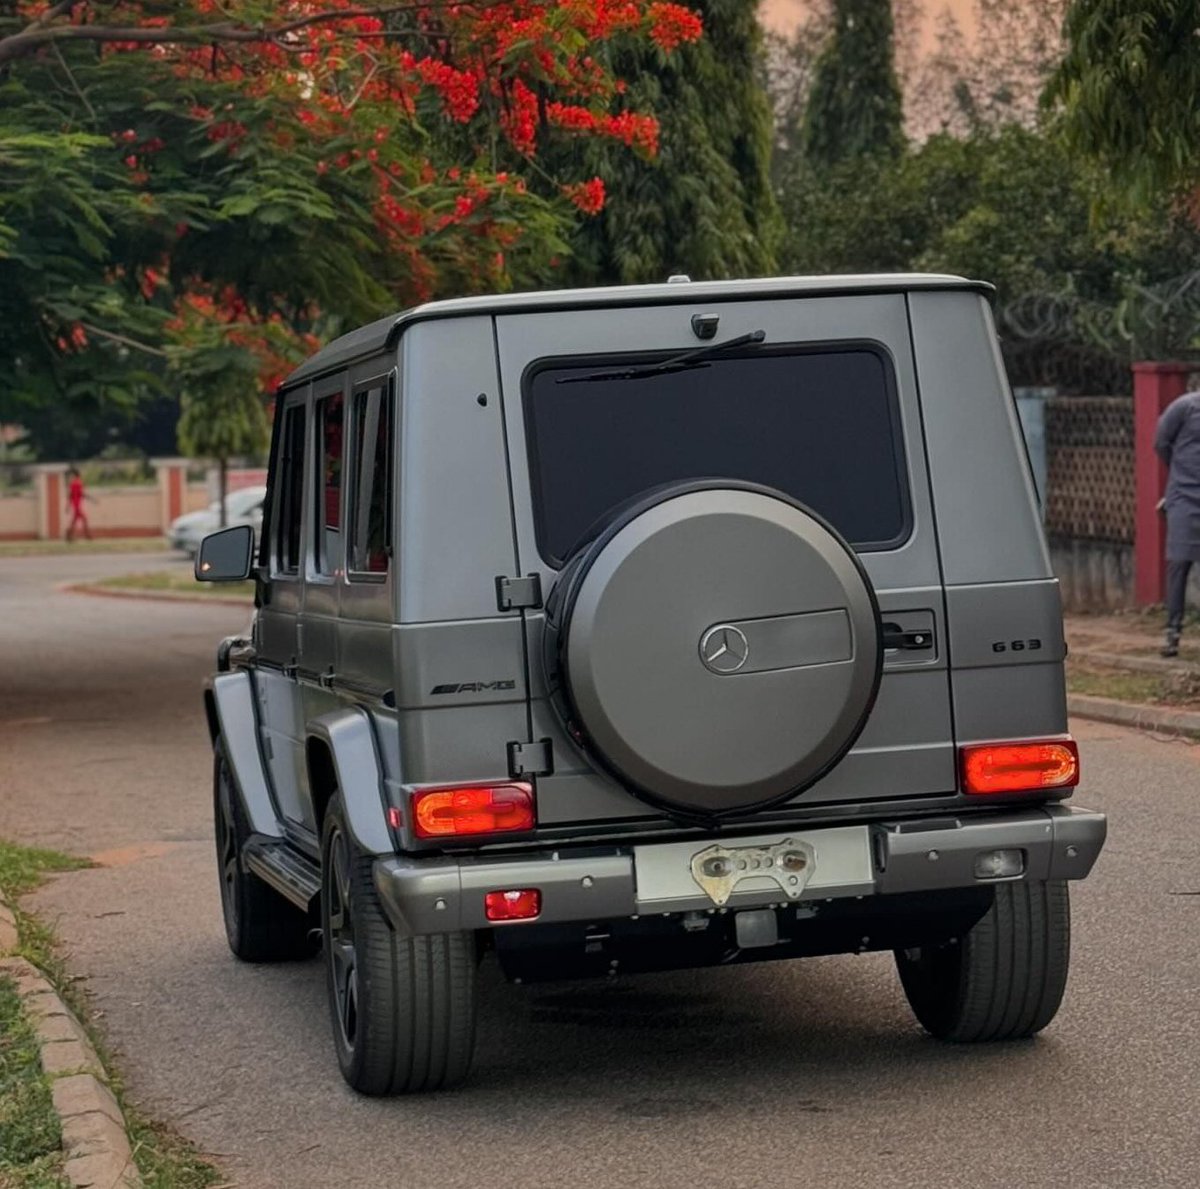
[882,625,934,651]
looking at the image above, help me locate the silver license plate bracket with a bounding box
[689,838,817,907]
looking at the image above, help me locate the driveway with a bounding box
[1,553,1197,1188]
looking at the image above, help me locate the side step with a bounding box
[244,839,321,911]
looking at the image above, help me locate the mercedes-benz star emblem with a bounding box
[699,624,750,674]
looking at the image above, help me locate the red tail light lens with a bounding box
[411,783,535,838]
[484,888,542,922]
[961,740,1080,795]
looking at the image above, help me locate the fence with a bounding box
[0,460,257,541]
[1035,396,1136,611]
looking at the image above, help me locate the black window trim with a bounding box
[520,336,914,569]
[345,371,396,584]
[310,376,347,583]
[269,391,309,581]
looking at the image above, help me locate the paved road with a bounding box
[2,553,1198,1189]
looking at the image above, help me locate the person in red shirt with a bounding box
[65,466,93,542]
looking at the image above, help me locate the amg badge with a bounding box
[429,680,517,695]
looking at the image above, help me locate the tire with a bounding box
[213,743,317,962]
[895,881,1071,1042]
[320,795,478,1095]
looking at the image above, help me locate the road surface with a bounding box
[1,552,1197,1188]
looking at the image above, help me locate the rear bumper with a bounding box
[372,804,1106,937]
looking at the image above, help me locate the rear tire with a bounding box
[320,795,478,1095]
[895,881,1070,1042]
[213,743,317,962]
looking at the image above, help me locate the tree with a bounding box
[763,2,831,170]
[800,0,904,167]
[0,0,703,455]
[557,0,781,284]
[1047,0,1200,209]
[777,122,1200,390]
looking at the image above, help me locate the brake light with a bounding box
[961,740,1080,795]
[484,888,542,921]
[411,783,535,838]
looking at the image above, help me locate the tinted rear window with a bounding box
[524,345,910,565]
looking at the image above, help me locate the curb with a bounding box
[0,901,17,953]
[0,947,142,1188]
[62,581,251,609]
[1068,693,1200,739]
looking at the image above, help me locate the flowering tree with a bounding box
[0,0,702,451]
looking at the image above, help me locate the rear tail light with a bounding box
[484,888,542,921]
[411,782,535,839]
[961,739,1079,796]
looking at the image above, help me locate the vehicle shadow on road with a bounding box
[457,953,1065,1112]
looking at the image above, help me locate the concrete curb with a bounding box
[62,581,251,609]
[0,953,142,1188]
[1068,693,1200,739]
[0,901,17,953]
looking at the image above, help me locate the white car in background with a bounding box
[169,486,266,557]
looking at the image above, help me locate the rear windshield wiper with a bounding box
[557,329,767,384]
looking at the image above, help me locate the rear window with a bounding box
[523,344,911,565]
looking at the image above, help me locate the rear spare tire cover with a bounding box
[548,483,882,816]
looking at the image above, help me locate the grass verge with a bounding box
[91,569,254,600]
[0,539,170,558]
[0,977,68,1188]
[0,839,220,1189]
[1067,660,1200,709]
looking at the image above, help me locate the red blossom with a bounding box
[564,176,606,215]
[646,2,703,51]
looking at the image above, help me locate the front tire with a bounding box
[213,743,317,962]
[320,796,478,1095]
[895,881,1070,1042]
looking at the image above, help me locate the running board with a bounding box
[244,839,320,910]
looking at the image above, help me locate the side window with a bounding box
[315,391,345,574]
[348,383,394,576]
[274,405,306,575]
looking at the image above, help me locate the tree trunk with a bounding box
[218,456,228,527]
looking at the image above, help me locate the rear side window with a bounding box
[524,345,910,565]
[274,405,306,574]
[348,382,394,576]
[315,392,344,574]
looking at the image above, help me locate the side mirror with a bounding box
[196,524,254,582]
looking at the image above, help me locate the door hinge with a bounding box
[495,573,543,612]
[507,738,554,778]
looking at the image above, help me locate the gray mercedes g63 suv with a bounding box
[197,274,1106,1095]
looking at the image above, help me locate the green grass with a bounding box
[0,978,68,1188]
[0,538,169,558]
[0,839,221,1189]
[91,569,254,600]
[1067,661,1200,709]
[0,842,90,902]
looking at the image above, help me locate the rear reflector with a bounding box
[485,888,542,922]
[961,740,1080,796]
[411,783,535,838]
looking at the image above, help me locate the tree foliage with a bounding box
[800,0,903,167]
[778,123,1200,388]
[0,0,703,454]
[1047,0,1200,209]
[558,0,780,284]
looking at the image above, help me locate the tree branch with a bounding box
[0,5,443,66]
[79,322,169,357]
[51,40,97,123]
